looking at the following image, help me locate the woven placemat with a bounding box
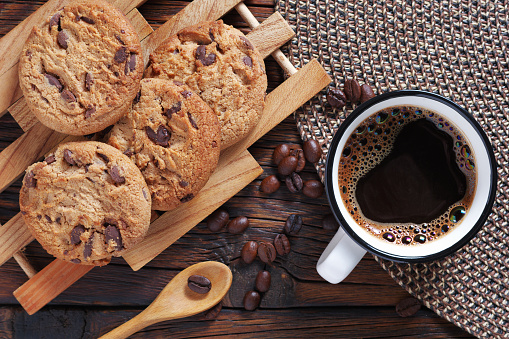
[275,1,509,338]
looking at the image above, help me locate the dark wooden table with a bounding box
[0,1,475,338]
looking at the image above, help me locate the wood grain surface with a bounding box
[0,1,474,338]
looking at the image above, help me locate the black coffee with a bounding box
[338,106,476,245]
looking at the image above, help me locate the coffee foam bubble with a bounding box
[338,105,477,246]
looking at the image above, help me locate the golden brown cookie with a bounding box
[145,20,267,149]
[19,0,143,135]
[19,141,152,266]
[108,78,221,211]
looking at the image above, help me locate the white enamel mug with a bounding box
[317,90,497,284]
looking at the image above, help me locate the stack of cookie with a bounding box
[18,0,267,266]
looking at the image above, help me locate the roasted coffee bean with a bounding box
[360,84,375,103]
[284,214,303,235]
[45,73,63,91]
[302,180,324,198]
[203,302,222,320]
[273,144,291,165]
[109,166,125,184]
[326,87,346,109]
[104,225,122,250]
[321,214,340,231]
[188,113,198,129]
[227,216,249,234]
[61,90,76,103]
[188,275,212,294]
[114,46,128,63]
[241,241,258,264]
[278,156,298,176]
[57,30,68,49]
[285,172,303,193]
[290,148,306,172]
[396,297,421,317]
[207,209,229,232]
[145,125,171,147]
[260,175,280,194]
[85,72,93,91]
[49,13,61,30]
[80,16,95,24]
[274,234,291,256]
[24,171,37,188]
[303,139,322,163]
[257,242,276,264]
[243,290,261,311]
[255,270,271,293]
[63,149,77,165]
[45,155,56,164]
[344,79,362,103]
[85,105,96,118]
[242,56,253,67]
[83,233,94,260]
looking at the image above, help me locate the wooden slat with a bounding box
[244,12,294,59]
[0,214,34,267]
[9,8,154,132]
[13,259,94,315]
[142,0,244,64]
[0,0,147,119]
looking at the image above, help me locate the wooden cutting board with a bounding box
[0,0,331,315]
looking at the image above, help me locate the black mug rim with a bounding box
[325,90,498,263]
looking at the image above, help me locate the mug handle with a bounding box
[316,227,367,284]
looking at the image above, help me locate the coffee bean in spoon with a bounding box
[273,144,291,165]
[241,241,259,264]
[278,156,298,176]
[207,209,229,232]
[187,275,212,294]
[255,270,271,293]
[227,216,249,234]
[302,180,324,198]
[243,290,261,311]
[260,175,280,194]
[303,139,322,163]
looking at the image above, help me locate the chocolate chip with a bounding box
[45,155,56,164]
[63,149,77,165]
[97,152,109,163]
[57,30,69,49]
[125,54,136,74]
[85,72,93,91]
[240,36,254,50]
[109,166,125,184]
[180,194,194,203]
[209,29,215,42]
[188,113,198,129]
[257,242,276,264]
[24,171,36,188]
[85,105,96,118]
[179,180,189,188]
[360,84,376,103]
[165,102,181,119]
[80,16,95,24]
[49,13,61,30]
[83,233,94,260]
[326,87,347,109]
[70,225,85,245]
[181,90,192,98]
[173,81,184,86]
[188,275,212,294]
[105,225,123,251]
[274,234,291,256]
[196,45,216,66]
[45,73,63,91]
[396,297,421,317]
[56,217,61,224]
[45,215,52,223]
[115,34,125,45]
[145,125,171,147]
[61,90,76,103]
[133,91,141,104]
[70,258,81,264]
[344,79,362,103]
[242,56,253,67]
[114,46,128,63]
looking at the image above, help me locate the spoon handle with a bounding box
[99,310,157,339]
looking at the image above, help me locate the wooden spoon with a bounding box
[99,261,232,339]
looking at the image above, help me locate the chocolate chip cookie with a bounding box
[19,141,152,266]
[19,0,143,136]
[108,78,221,211]
[145,20,267,149]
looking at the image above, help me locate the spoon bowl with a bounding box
[100,261,232,339]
